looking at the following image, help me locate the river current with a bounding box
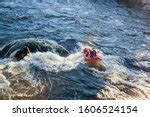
[0,0,150,99]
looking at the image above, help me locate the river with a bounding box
[0,0,150,99]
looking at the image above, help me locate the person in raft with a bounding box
[84,48,97,58]
[89,48,96,58]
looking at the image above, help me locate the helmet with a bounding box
[83,48,88,53]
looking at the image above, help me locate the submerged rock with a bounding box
[0,39,70,60]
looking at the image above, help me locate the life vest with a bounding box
[83,48,102,62]
[83,48,89,57]
[93,50,96,56]
[89,49,97,57]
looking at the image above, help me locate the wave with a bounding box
[125,50,150,72]
[0,38,86,99]
[0,39,70,60]
[0,46,150,99]
[94,55,150,99]
[97,71,150,99]
[0,49,83,99]
[0,43,105,99]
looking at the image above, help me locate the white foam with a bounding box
[24,51,83,72]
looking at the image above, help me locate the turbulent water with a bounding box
[0,0,150,99]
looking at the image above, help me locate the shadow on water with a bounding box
[117,0,141,7]
[50,68,106,100]
[117,0,150,12]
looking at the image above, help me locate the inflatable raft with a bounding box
[83,48,102,62]
[84,55,102,62]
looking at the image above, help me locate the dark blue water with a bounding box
[0,0,150,99]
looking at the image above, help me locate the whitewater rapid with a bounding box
[0,46,150,99]
[0,0,149,99]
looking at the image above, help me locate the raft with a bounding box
[83,51,102,62]
[83,49,106,71]
[84,56,102,62]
